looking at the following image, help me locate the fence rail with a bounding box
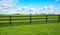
[0,15,60,24]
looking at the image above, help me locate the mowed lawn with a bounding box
[0,15,60,35]
[0,23,60,35]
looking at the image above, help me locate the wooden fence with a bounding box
[0,15,60,24]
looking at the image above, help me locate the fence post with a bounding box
[46,15,48,23]
[58,15,60,21]
[30,14,32,24]
[9,16,12,25]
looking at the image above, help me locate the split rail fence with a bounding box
[0,15,60,24]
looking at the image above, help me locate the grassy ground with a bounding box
[0,14,60,35]
[0,23,60,35]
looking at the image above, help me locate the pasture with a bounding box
[0,23,60,35]
[0,14,60,35]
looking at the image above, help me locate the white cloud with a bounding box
[48,5,54,9]
[18,8,21,11]
[44,6,48,9]
[29,8,35,11]
[0,0,60,14]
[22,6,28,11]
[38,5,54,14]
[17,7,37,14]
[55,0,59,1]
[1,3,15,8]
[0,0,18,14]
[28,8,36,14]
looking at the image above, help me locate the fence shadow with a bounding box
[0,21,60,27]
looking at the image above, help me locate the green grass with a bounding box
[0,15,60,35]
[0,23,60,35]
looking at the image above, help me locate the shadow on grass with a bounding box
[0,20,60,27]
[47,20,60,23]
[0,22,30,27]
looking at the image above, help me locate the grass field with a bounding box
[0,23,60,35]
[0,14,60,35]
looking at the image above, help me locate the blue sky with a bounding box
[17,0,60,8]
[0,0,60,14]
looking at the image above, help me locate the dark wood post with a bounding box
[58,15,60,21]
[30,14,32,24]
[46,15,48,23]
[9,16,12,25]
